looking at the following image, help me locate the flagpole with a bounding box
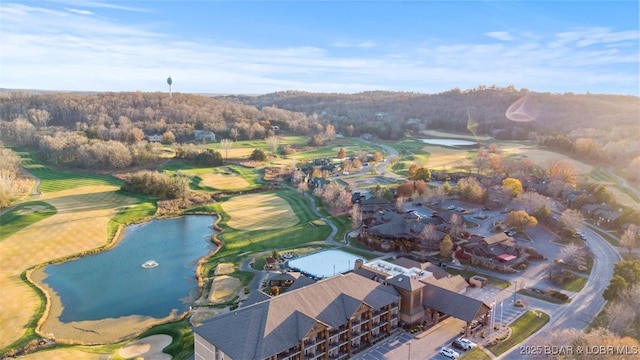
[500,301,503,330]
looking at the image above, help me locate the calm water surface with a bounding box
[43,215,216,322]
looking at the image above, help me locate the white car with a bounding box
[440,347,460,359]
[458,338,477,349]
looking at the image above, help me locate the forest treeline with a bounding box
[0,87,638,178]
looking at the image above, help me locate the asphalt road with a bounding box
[500,225,621,359]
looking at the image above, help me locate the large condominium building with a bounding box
[194,257,490,360]
[194,273,401,360]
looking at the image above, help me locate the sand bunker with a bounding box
[118,334,172,360]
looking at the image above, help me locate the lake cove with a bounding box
[420,138,477,146]
[38,215,216,341]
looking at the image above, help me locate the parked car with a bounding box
[451,339,468,351]
[458,338,477,349]
[447,205,456,210]
[440,347,460,359]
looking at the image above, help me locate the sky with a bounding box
[1,0,639,95]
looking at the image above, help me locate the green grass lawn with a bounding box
[460,347,492,360]
[19,153,121,193]
[204,189,331,272]
[557,275,588,292]
[486,310,550,356]
[160,162,262,192]
[107,194,157,240]
[0,201,57,241]
[133,318,193,360]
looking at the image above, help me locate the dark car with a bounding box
[452,339,468,351]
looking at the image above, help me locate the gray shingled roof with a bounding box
[194,273,400,359]
[422,283,490,322]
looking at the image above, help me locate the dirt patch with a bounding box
[208,275,243,304]
[118,334,172,360]
[214,263,235,275]
[221,193,298,230]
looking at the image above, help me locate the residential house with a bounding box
[194,130,216,142]
[463,233,529,271]
[147,134,163,143]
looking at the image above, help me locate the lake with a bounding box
[43,215,216,322]
[421,138,477,146]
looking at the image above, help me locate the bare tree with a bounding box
[604,300,634,336]
[620,224,639,254]
[560,209,584,231]
[296,180,308,195]
[265,135,279,154]
[351,203,361,230]
[515,191,556,215]
[558,244,587,270]
[449,212,467,239]
[230,128,239,142]
[220,138,233,161]
[419,223,440,250]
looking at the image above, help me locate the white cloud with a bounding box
[485,31,515,41]
[331,40,377,49]
[0,2,637,95]
[66,8,93,16]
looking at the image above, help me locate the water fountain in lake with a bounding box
[142,260,159,268]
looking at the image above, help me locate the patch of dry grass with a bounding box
[214,263,235,275]
[0,185,139,348]
[503,145,593,174]
[221,193,299,230]
[422,145,472,168]
[208,275,243,304]
[18,347,108,360]
[199,173,250,190]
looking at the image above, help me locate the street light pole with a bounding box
[407,341,411,360]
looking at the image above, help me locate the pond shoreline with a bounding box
[24,214,220,346]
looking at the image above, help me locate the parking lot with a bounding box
[353,317,467,360]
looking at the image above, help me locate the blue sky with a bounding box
[1,1,638,95]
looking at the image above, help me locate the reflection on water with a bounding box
[43,215,216,322]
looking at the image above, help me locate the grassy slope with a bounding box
[486,310,550,356]
[204,189,331,271]
[0,201,57,241]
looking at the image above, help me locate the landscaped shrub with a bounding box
[547,289,570,302]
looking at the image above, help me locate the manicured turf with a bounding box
[205,190,331,271]
[557,275,588,292]
[135,318,193,360]
[0,201,57,241]
[107,194,158,239]
[460,347,492,360]
[20,154,121,193]
[486,310,550,356]
[161,162,261,191]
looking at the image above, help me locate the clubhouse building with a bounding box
[193,256,490,360]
